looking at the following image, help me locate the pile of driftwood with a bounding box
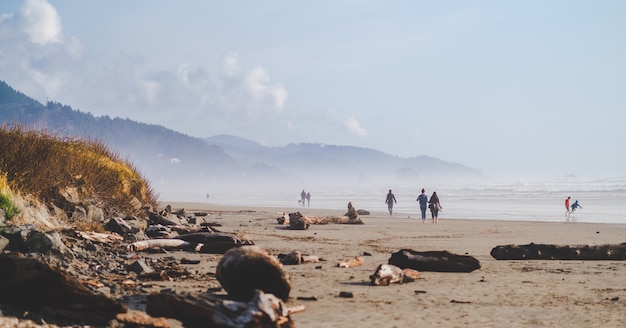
[277,202,365,230]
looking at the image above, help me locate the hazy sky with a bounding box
[1,0,624,179]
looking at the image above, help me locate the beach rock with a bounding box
[490,242,626,260]
[370,264,420,286]
[127,259,155,274]
[388,249,481,272]
[176,232,254,254]
[1,225,74,259]
[148,211,180,226]
[104,217,137,236]
[280,250,302,265]
[87,205,105,222]
[0,253,127,326]
[146,290,294,328]
[216,245,291,302]
[0,234,8,252]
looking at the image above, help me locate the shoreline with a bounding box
[161,201,626,227]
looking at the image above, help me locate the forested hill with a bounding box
[0,81,270,191]
[0,80,483,199]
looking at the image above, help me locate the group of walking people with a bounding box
[385,188,442,223]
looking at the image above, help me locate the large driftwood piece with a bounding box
[490,242,626,260]
[388,249,481,272]
[216,246,291,302]
[126,239,198,252]
[0,253,126,325]
[146,290,294,328]
[176,232,254,254]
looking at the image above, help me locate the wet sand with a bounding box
[161,202,626,327]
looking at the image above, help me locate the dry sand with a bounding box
[159,202,626,327]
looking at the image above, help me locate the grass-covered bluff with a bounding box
[0,126,158,230]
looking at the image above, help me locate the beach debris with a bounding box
[146,290,294,328]
[277,212,290,225]
[0,253,127,326]
[0,234,8,252]
[278,250,322,265]
[287,212,310,229]
[115,310,171,328]
[338,291,354,298]
[77,230,124,244]
[388,249,481,272]
[297,296,319,301]
[148,211,181,226]
[281,206,364,227]
[490,242,626,260]
[126,232,252,254]
[216,245,292,302]
[337,256,363,268]
[451,299,472,304]
[176,232,254,254]
[369,264,420,286]
[127,239,200,252]
[0,224,74,259]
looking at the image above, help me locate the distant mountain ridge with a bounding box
[0,80,483,199]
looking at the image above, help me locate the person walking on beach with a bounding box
[306,192,311,206]
[565,196,572,219]
[417,188,428,223]
[428,191,442,223]
[301,190,306,206]
[385,189,397,215]
[571,200,582,213]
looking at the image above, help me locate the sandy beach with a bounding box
[155,202,626,327]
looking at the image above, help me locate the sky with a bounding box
[0,0,624,179]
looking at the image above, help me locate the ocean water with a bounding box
[205,177,626,225]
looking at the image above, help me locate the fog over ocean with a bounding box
[176,177,626,225]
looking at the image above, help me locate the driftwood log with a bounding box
[146,290,294,328]
[176,232,254,254]
[126,239,198,252]
[287,212,309,230]
[0,253,126,326]
[388,249,481,272]
[278,251,321,265]
[370,264,420,286]
[490,242,626,260]
[216,246,291,302]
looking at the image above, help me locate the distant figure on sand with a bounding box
[565,196,572,219]
[306,192,311,206]
[428,191,442,223]
[385,189,397,215]
[571,200,582,213]
[301,190,306,206]
[417,189,428,223]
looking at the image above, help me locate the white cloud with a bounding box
[19,0,62,44]
[245,67,288,111]
[344,115,368,137]
[221,52,241,77]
